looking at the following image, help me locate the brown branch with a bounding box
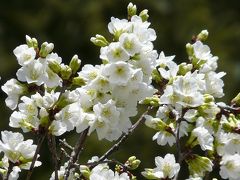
[48,134,59,180]
[59,139,74,151]
[64,128,89,180]
[26,133,46,180]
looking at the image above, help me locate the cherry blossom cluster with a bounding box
[0,2,240,180]
[0,131,41,179]
[142,30,240,179]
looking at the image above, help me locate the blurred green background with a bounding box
[0,0,239,179]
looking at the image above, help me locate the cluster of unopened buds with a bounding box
[0,2,240,180]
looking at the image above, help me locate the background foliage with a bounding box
[0,0,239,179]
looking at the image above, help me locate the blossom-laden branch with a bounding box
[1,2,240,180]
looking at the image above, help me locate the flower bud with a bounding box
[69,55,81,74]
[90,34,109,47]
[72,76,86,86]
[231,92,240,106]
[26,35,32,46]
[39,42,54,58]
[26,35,38,49]
[0,168,6,176]
[48,61,61,74]
[80,165,90,179]
[140,95,160,107]
[151,69,162,83]
[203,94,215,103]
[197,30,209,41]
[186,43,193,57]
[145,115,166,131]
[178,63,193,75]
[141,168,156,179]
[60,65,72,80]
[139,9,149,22]
[186,154,213,177]
[127,2,137,18]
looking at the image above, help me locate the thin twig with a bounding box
[217,104,240,114]
[98,106,150,162]
[64,128,89,180]
[61,147,71,159]
[85,159,127,169]
[26,133,46,180]
[59,139,74,151]
[48,134,59,180]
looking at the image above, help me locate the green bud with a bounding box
[128,156,137,162]
[26,35,32,46]
[140,95,160,107]
[60,65,72,80]
[127,2,137,18]
[141,168,156,179]
[80,165,90,179]
[151,69,162,83]
[39,42,54,58]
[178,62,193,75]
[69,55,81,74]
[131,159,141,170]
[0,168,7,176]
[231,92,240,106]
[139,9,149,22]
[186,154,213,177]
[227,114,239,128]
[197,30,209,41]
[204,94,215,103]
[223,123,233,133]
[186,43,194,57]
[145,117,167,131]
[48,61,61,74]
[115,164,122,172]
[26,35,38,49]
[72,76,86,86]
[90,34,109,47]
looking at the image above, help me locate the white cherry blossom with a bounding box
[13,44,36,66]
